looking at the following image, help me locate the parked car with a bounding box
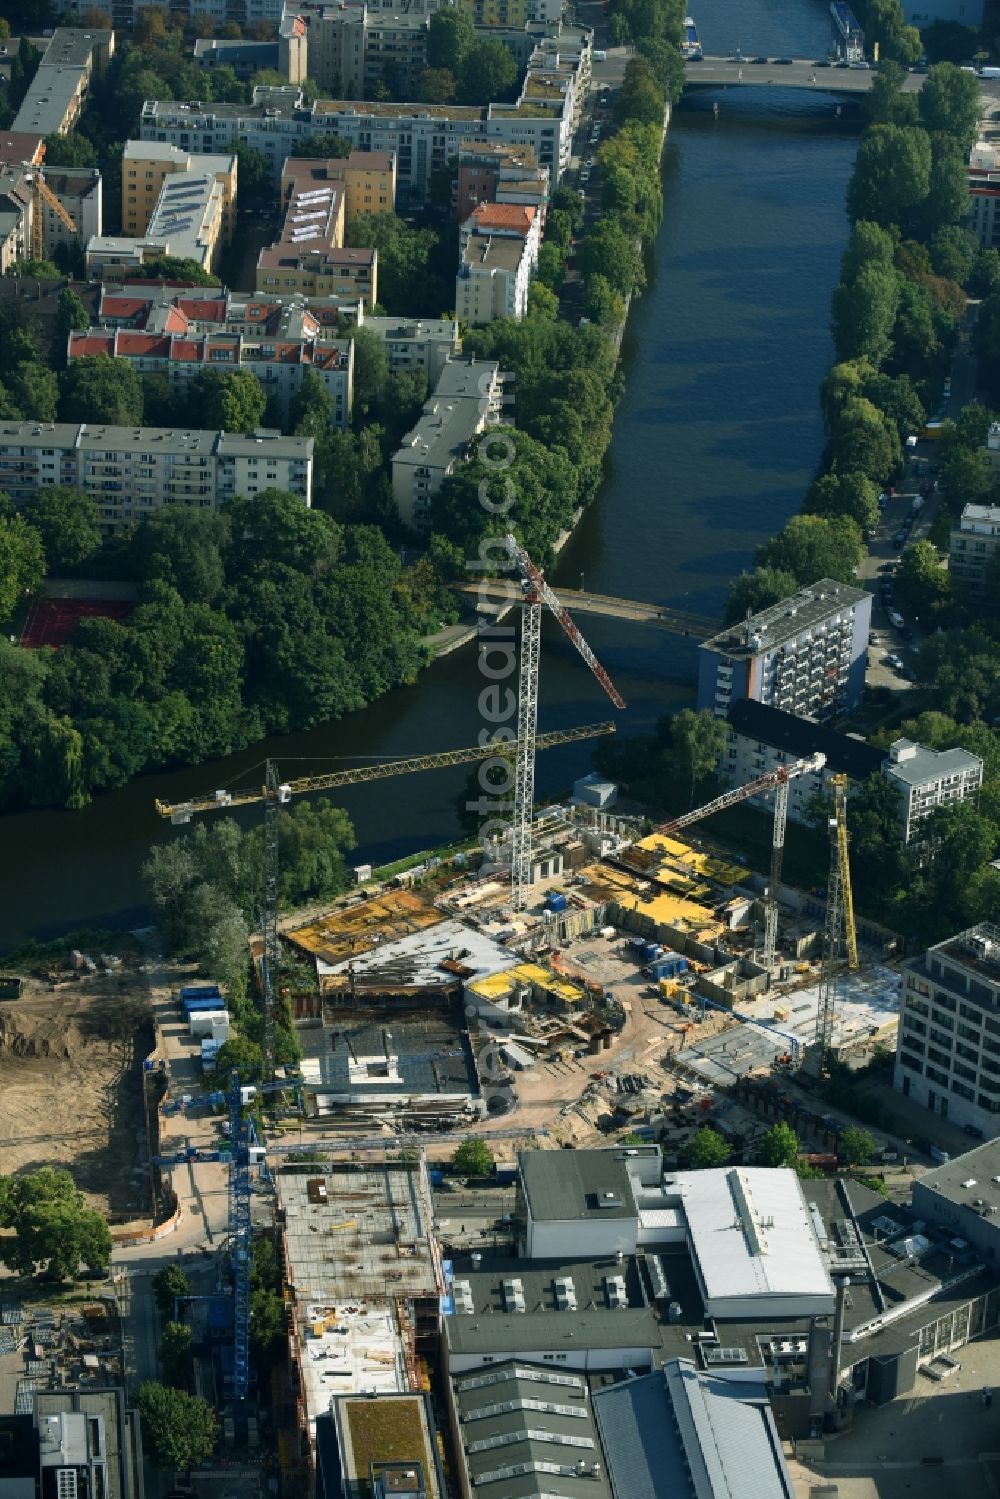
[965,1123,985,1139]
[893,529,907,547]
[886,653,905,670]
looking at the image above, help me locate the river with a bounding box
[0,4,858,947]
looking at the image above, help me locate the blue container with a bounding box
[651,952,689,980]
[428,1169,445,1187]
[184,996,225,1013]
[547,893,568,913]
[180,985,222,1002]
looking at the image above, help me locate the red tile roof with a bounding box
[467,201,536,235]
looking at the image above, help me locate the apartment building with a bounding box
[895,924,1000,1137]
[0,173,33,273]
[193,15,308,84]
[456,231,534,323]
[274,171,346,256]
[122,141,237,243]
[12,29,115,139]
[289,0,432,98]
[0,134,45,170]
[255,242,377,301]
[68,312,354,428]
[950,501,1000,592]
[722,699,883,826]
[392,357,502,530]
[140,87,573,201]
[38,166,102,258]
[697,579,872,722]
[967,141,1000,248]
[882,737,983,844]
[281,151,397,225]
[0,420,313,534]
[362,315,460,380]
[454,140,548,220]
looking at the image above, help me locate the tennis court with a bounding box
[19,597,134,648]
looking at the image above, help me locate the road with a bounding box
[684,55,914,92]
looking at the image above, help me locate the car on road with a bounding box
[965,1123,985,1138]
[580,168,590,182]
[814,58,832,66]
[849,58,871,67]
[878,561,895,573]
[586,156,595,167]
[886,653,905,671]
[774,56,794,64]
[868,632,880,646]
[749,55,768,63]
[893,529,907,547]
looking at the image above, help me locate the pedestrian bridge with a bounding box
[454,581,719,639]
[684,55,923,92]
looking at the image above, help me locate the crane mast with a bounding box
[814,773,858,1068]
[503,534,625,911]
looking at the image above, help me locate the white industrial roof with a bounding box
[665,1167,835,1311]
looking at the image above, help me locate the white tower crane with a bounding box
[503,534,626,911]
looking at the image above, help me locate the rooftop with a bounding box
[958,502,1000,526]
[726,700,883,782]
[700,579,870,660]
[465,201,537,234]
[662,1167,835,1312]
[297,1008,480,1100]
[275,1159,441,1303]
[913,1137,1000,1211]
[0,133,44,167]
[0,420,311,461]
[933,922,1000,985]
[461,233,528,272]
[393,358,499,471]
[592,1361,794,1499]
[452,1361,612,1499]
[519,1147,647,1223]
[336,1394,442,1499]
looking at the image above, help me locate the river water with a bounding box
[0,4,858,947]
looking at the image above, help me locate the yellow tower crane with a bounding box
[814,772,858,1066]
[28,174,79,263]
[155,720,615,1075]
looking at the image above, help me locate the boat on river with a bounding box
[681,16,703,59]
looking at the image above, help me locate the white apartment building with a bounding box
[895,924,1000,1137]
[38,166,102,259]
[361,315,460,381]
[0,421,313,535]
[392,357,502,531]
[949,501,1000,592]
[722,700,884,827]
[882,738,983,845]
[87,163,234,280]
[456,232,534,323]
[697,580,872,722]
[140,88,573,201]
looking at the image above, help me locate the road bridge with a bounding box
[683,55,923,92]
[455,581,719,639]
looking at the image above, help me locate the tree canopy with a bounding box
[136,1383,218,1470]
[0,1167,111,1279]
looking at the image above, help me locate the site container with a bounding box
[547,892,568,913]
[651,952,689,980]
[184,995,225,1014]
[180,984,222,1003]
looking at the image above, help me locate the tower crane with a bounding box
[616,753,827,966]
[155,721,614,1076]
[503,534,626,912]
[26,172,78,262]
[152,1070,296,1406]
[815,772,858,1067]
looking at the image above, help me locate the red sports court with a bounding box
[19,597,134,649]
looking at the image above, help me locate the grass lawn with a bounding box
[346,1396,429,1494]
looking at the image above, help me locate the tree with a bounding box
[894,538,953,618]
[153,1262,191,1317]
[158,1321,194,1389]
[758,514,864,586]
[418,66,457,104]
[136,1383,218,1470]
[723,566,798,625]
[686,1126,731,1169]
[918,62,982,149]
[53,289,92,369]
[578,221,642,298]
[846,125,932,228]
[0,1167,111,1278]
[0,514,45,623]
[929,224,976,284]
[132,507,230,605]
[759,1122,799,1169]
[827,396,898,484]
[190,369,265,433]
[351,326,390,411]
[841,220,897,283]
[23,486,100,573]
[838,1126,876,1166]
[228,139,270,199]
[213,1035,263,1086]
[458,39,517,104]
[427,7,475,73]
[804,471,879,531]
[535,241,565,291]
[42,133,97,167]
[671,708,725,807]
[59,355,143,426]
[451,1137,494,1176]
[7,362,58,422]
[832,262,899,366]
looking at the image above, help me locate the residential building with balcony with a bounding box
[949,500,1000,592]
[456,231,534,323]
[255,242,377,301]
[361,315,460,381]
[882,737,983,845]
[454,140,548,221]
[392,357,502,531]
[697,579,871,722]
[895,924,1000,1138]
[38,166,102,258]
[0,420,313,534]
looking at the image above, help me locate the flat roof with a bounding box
[276,1159,441,1302]
[393,358,498,470]
[593,1362,794,1499]
[700,579,869,660]
[519,1148,639,1222]
[297,1009,479,1099]
[884,738,982,788]
[664,1167,835,1310]
[462,233,527,272]
[336,1394,442,1499]
[446,1304,659,1358]
[452,1361,612,1499]
[726,699,883,782]
[0,420,311,460]
[913,1137,1000,1209]
[932,922,1000,987]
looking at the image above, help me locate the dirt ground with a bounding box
[0,974,154,1216]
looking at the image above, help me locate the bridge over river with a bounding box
[683,55,924,92]
[454,581,720,639]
